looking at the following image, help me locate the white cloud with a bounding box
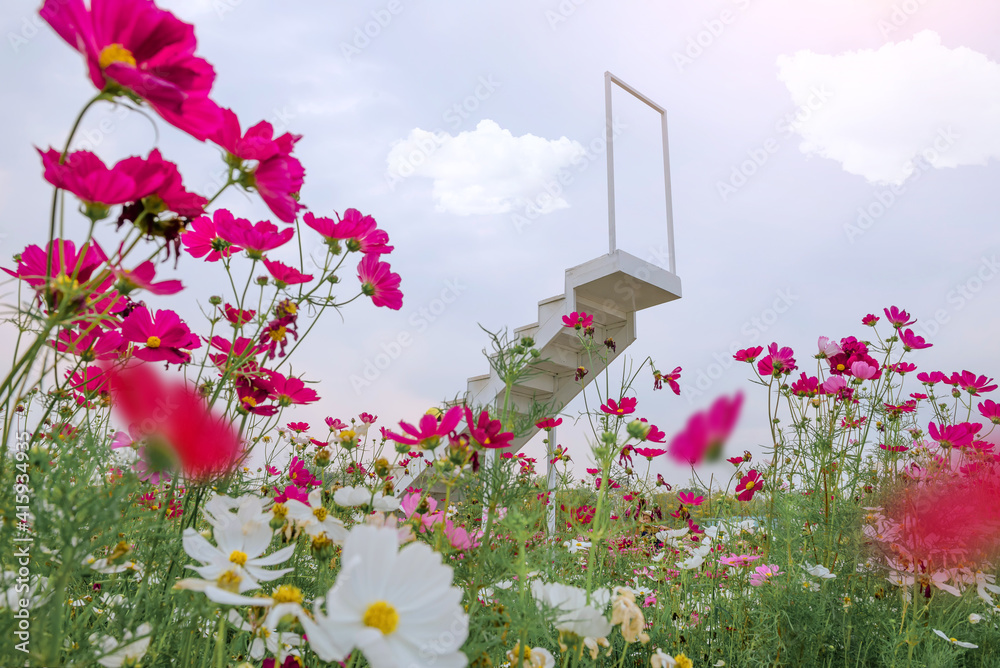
[777,31,1000,184]
[385,119,586,215]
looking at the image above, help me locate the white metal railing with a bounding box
[604,71,677,274]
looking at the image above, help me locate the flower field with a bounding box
[2,2,1000,667]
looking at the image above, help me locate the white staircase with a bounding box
[465,249,682,454]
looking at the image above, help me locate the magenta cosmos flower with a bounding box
[678,491,704,506]
[181,209,243,262]
[952,370,997,396]
[4,239,106,289]
[601,397,637,416]
[562,311,593,329]
[653,366,682,394]
[41,0,223,140]
[386,405,463,448]
[262,257,313,287]
[978,400,1000,425]
[737,469,764,502]
[899,329,932,351]
[927,421,981,449]
[668,392,743,466]
[303,210,393,256]
[463,406,514,449]
[262,370,319,406]
[39,148,165,208]
[215,213,295,259]
[120,306,201,364]
[757,343,796,377]
[212,108,305,222]
[883,305,916,329]
[536,417,563,430]
[862,313,880,326]
[734,346,764,362]
[112,260,183,296]
[357,254,403,310]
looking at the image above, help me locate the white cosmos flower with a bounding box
[932,628,978,649]
[91,623,152,667]
[507,644,555,667]
[650,648,677,667]
[0,571,48,611]
[303,524,468,667]
[284,489,348,541]
[333,486,400,512]
[530,581,612,639]
[655,528,689,543]
[202,494,271,530]
[180,518,295,595]
[227,609,302,661]
[803,564,836,579]
[563,539,591,554]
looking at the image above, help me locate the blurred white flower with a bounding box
[284,489,348,541]
[932,628,978,648]
[90,623,152,667]
[531,581,612,639]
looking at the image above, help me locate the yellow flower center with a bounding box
[362,600,399,635]
[271,503,288,519]
[313,507,328,521]
[836,363,846,371]
[269,326,287,342]
[338,429,356,443]
[98,43,137,69]
[229,550,248,566]
[270,585,304,604]
[950,637,958,643]
[146,336,162,349]
[675,654,693,668]
[242,396,258,408]
[217,570,242,593]
[744,480,755,491]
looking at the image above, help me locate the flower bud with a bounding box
[208,295,222,306]
[626,419,651,441]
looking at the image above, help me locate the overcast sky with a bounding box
[2,0,1000,489]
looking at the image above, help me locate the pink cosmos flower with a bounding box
[953,370,997,396]
[562,311,593,329]
[222,304,255,326]
[54,327,125,361]
[678,491,704,506]
[326,417,348,431]
[668,393,743,466]
[273,485,309,504]
[357,254,403,310]
[120,306,200,364]
[262,257,313,287]
[653,366,682,394]
[181,209,243,262]
[41,0,223,140]
[734,346,763,363]
[862,313,879,326]
[978,400,1000,425]
[822,376,847,394]
[817,336,842,358]
[207,336,259,372]
[737,469,763,502]
[889,362,917,375]
[5,239,105,290]
[790,373,820,397]
[633,446,667,459]
[288,456,321,488]
[883,306,915,329]
[67,365,110,405]
[386,405,463,448]
[112,261,183,296]
[212,108,305,222]
[536,417,563,430]
[899,329,932,351]
[718,553,761,568]
[442,521,481,551]
[464,406,514,450]
[749,564,783,586]
[104,361,240,481]
[850,361,878,380]
[359,413,377,424]
[757,343,796,377]
[400,493,440,533]
[601,397,637,416]
[917,371,947,385]
[263,370,319,406]
[216,215,294,259]
[879,443,909,453]
[928,422,981,449]
[39,148,167,209]
[304,210,393,256]
[643,421,666,443]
